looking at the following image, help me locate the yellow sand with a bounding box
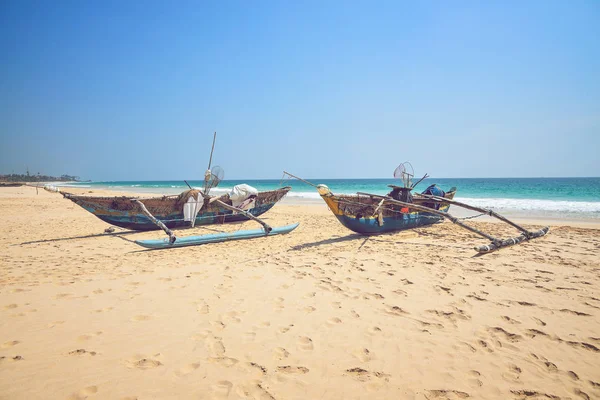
[1,186,599,400]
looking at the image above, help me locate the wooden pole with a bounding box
[372,198,386,216]
[132,199,177,244]
[214,199,272,233]
[418,194,537,237]
[207,132,217,171]
[476,227,549,253]
[410,173,429,189]
[204,132,217,194]
[283,171,318,188]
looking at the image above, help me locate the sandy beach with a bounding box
[1,185,599,400]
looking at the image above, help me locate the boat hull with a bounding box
[331,208,449,235]
[320,190,455,235]
[64,187,291,231]
[135,223,300,249]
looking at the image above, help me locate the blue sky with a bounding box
[1,1,598,180]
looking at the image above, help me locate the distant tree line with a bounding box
[0,171,80,182]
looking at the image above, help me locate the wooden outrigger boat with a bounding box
[284,164,548,254]
[47,133,299,248]
[60,186,291,231]
[314,185,457,235]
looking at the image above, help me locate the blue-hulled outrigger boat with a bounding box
[284,164,549,254]
[315,183,457,235]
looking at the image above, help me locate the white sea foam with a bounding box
[285,191,600,216]
[455,197,600,215]
[58,183,91,188]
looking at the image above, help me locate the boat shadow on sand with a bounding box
[16,230,141,246]
[289,228,466,252]
[16,224,233,247]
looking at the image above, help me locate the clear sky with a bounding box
[1,1,598,180]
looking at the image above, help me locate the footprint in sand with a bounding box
[126,358,163,370]
[209,320,226,331]
[304,306,316,313]
[345,368,390,382]
[467,370,483,387]
[352,348,373,362]
[241,362,268,376]
[278,325,294,334]
[131,315,152,321]
[93,307,114,314]
[273,347,290,360]
[500,316,521,324]
[208,357,239,367]
[69,349,97,356]
[367,326,382,336]
[174,363,200,377]
[426,389,469,399]
[205,335,226,357]
[210,380,233,399]
[327,317,342,326]
[297,336,314,351]
[243,332,256,342]
[197,304,210,314]
[566,370,579,381]
[4,304,18,310]
[221,311,241,324]
[68,386,98,400]
[277,366,309,374]
[384,305,408,316]
[0,355,24,363]
[1,340,19,349]
[502,364,522,382]
[235,381,275,400]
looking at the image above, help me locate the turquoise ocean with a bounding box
[59,177,600,219]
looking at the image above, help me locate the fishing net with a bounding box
[393,162,414,188]
[204,166,224,195]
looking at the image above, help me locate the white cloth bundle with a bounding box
[229,184,258,208]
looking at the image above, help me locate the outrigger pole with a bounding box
[133,199,177,244]
[212,198,273,233]
[356,192,549,253]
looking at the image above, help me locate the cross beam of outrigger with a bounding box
[356,192,549,253]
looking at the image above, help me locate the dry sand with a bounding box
[1,186,599,400]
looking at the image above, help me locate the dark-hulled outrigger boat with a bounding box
[60,186,291,231]
[46,133,299,248]
[284,163,549,254]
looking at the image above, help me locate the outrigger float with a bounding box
[284,164,548,254]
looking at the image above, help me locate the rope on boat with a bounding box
[457,212,487,221]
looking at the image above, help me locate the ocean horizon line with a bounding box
[71,176,600,182]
